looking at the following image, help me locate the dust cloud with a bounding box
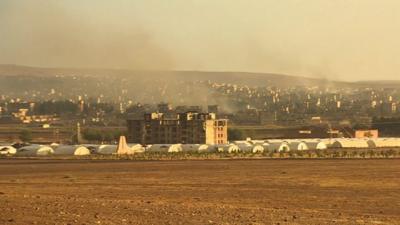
[2,0,400,81]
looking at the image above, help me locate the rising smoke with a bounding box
[0,0,173,70]
[1,0,400,82]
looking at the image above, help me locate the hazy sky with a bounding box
[1,0,400,81]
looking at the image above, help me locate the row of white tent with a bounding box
[0,143,301,156]
[2,138,400,156]
[0,145,91,156]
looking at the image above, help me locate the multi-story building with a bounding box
[127,112,228,145]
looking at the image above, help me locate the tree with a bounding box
[102,132,114,143]
[82,129,124,143]
[34,100,79,115]
[372,117,400,136]
[353,123,370,130]
[19,129,32,143]
[82,129,100,142]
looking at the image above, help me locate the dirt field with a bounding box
[0,159,399,225]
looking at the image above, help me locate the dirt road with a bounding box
[0,159,399,224]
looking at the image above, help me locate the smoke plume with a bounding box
[0,0,173,70]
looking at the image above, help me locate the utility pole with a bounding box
[76,122,82,144]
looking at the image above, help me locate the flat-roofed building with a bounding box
[355,129,379,138]
[127,112,228,145]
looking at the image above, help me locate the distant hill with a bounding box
[0,64,346,88]
[355,80,400,88]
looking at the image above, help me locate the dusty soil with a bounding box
[0,159,399,225]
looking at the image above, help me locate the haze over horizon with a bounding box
[1,0,400,81]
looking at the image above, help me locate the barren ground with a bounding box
[0,159,399,225]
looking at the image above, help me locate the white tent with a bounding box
[236,143,254,153]
[53,145,91,156]
[367,138,400,148]
[96,145,118,154]
[85,142,142,155]
[128,144,145,153]
[50,143,60,148]
[249,140,267,145]
[304,141,328,150]
[17,145,54,156]
[217,144,240,153]
[288,141,309,151]
[197,144,216,153]
[320,139,338,148]
[182,144,201,152]
[266,139,288,143]
[167,144,183,153]
[146,144,183,153]
[233,140,249,145]
[234,138,266,145]
[182,144,216,153]
[81,144,99,153]
[236,143,265,153]
[268,141,290,152]
[0,146,17,155]
[251,144,265,153]
[331,139,369,148]
[261,143,271,152]
[146,144,167,153]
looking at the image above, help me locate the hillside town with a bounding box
[1,74,400,144]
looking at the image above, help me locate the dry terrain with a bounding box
[0,159,399,225]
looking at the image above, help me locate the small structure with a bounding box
[53,145,91,156]
[116,136,130,155]
[17,145,54,156]
[355,130,378,139]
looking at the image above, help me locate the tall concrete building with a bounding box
[127,112,228,145]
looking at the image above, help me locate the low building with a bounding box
[127,112,228,145]
[354,130,379,138]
